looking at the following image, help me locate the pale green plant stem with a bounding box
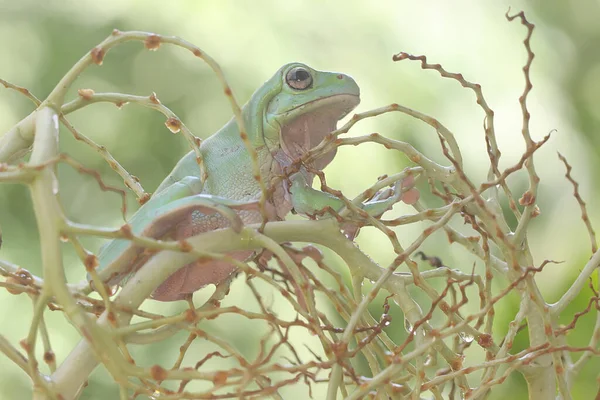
[27,108,137,400]
[26,293,54,398]
[0,112,36,163]
[36,313,56,373]
[0,334,30,376]
[551,248,600,315]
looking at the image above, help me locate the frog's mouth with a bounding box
[277,93,360,170]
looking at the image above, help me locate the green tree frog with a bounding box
[93,63,417,301]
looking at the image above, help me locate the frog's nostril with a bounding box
[337,74,344,80]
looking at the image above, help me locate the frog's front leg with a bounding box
[288,171,419,219]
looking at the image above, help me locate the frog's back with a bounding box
[155,118,264,202]
[200,125,263,201]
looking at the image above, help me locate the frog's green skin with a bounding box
[94,63,402,301]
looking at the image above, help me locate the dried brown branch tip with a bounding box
[0,9,598,400]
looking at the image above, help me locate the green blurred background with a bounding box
[1,0,599,398]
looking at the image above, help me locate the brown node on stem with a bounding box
[138,192,151,205]
[84,254,99,271]
[449,354,465,371]
[165,117,181,133]
[144,34,161,51]
[90,47,104,65]
[149,92,161,104]
[213,370,229,386]
[330,341,349,358]
[107,311,117,326]
[77,88,95,100]
[178,240,193,252]
[119,224,133,239]
[477,333,494,348]
[5,277,32,295]
[5,268,35,294]
[19,339,29,352]
[518,190,535,206]
[150,364,168,381]
[43,350,55,364]
[184,308,198,323]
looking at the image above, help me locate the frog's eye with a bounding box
[286,67,313,90]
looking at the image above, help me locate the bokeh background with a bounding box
[1,0,599,398]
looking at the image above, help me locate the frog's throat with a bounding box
[277,93,359,171]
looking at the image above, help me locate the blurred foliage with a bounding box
[0,1,599,399]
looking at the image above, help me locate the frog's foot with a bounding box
[359,174,420,218]
[398,175,420,205]
[341,175,420,240]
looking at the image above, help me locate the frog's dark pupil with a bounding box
[286,67,313,90]
[293,69,310,82]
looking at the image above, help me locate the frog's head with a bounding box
[250,63,360,171]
